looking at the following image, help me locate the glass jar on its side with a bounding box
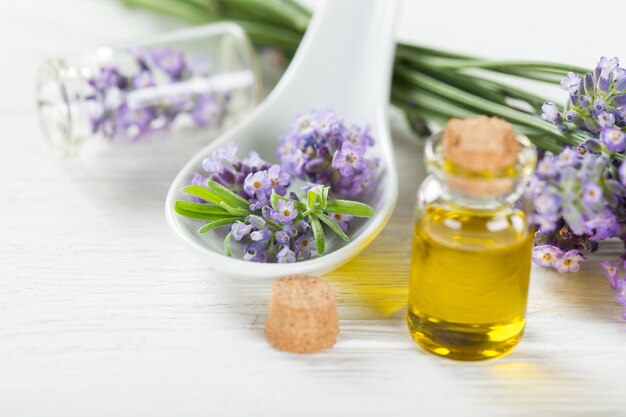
[407,131,537,360]
[36,23,262,156]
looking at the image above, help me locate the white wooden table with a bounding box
[2,1,625,416]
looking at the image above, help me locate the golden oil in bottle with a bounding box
[407,203,532,360]
[408,117,537,361]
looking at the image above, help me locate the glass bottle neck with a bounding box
[37,58,92,156]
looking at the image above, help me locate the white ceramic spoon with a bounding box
[165,0,399,280]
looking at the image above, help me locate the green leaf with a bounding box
[219,202,250,216]
[198,218,241,234]
[309,215,325,255]
[326,200,375,217]
[321,186,329,209]
[206,180,251,210]
[317,214,349,241]
[307,187,318,209]
[224,231,233,257]
[270,189,282,209]
[174,200,234,220]
[182,185,223,206]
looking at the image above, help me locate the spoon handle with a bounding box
[270,0,398,115]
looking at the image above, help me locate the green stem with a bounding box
[120,0,213,22]
[397,45,572,83]
[392,85,567,154]
[394,66,578,144]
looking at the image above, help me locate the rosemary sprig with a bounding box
[175,181,251,233]
[176,181,375,258]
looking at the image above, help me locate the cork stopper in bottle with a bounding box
[265,275,339,354]
[442,116,519,197]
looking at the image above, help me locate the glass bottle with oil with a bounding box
[407,126,537,360]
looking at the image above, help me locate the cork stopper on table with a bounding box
[265,275,339,354]
[442,116,519,197]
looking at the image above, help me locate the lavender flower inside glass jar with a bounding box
[36,23,261,156]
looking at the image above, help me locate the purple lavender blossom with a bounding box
[267,165,290,195]
[555,147,579,168]
[332,141,367,177]
[597,111,615,128]
[131,70,155,88]
[615,279,626,306]
[532,245,562,268]
[560,72,581,95]
[600,127,626,152]
[595,56,619,91]
[84,45,230,142]
[554,250,586,273]
[192,95,222,127]
[271,199,298,224]
[277,246,296,263]
[328,212,354,233]
[243,241,268,262]
[532,56,626,320]
[232,221,253,241]
[535,154,558,178]
[615,68,626,91]
[294,234,314,259]
[541,102,563,125]
[117,105,154,139]
[244,171,272,209]
[149,47,186,79]
[528,147,623,256]
[582,182,603,206]
[250,228,272,242]
[542,56,626,138]
[277,109,378,198]
[600,261,620,289]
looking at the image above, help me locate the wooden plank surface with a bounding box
[1,1,625,416]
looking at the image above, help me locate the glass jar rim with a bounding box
[424,130,537,181]
[423,129,537,204]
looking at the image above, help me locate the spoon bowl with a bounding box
[165,0,399,280]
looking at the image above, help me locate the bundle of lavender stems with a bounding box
[121,0,626,319]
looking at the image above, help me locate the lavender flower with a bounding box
[192,95,222,127]
[530,56,626,318]
[232,221,253,241]
[271,199,298,224]
[267,165,290,195]
[332,141,367,177]
[553,250,586,273]
[84,45,230,142]
[149,47,186,79]
[541,102,563,126]
[542,56,626,137]
[528,147,623,256]
[277,109,378,198]
[294,234,314,260]
[195,143,287,206]
[177,129,375,264]
[560,72,581,95]
[328,212,354,233]
[277,246,296,263]
[244,171,271,201]
[600,127,626,152]
[600,261,620,290]
[532,245,562,268]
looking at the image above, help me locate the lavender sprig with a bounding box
[528,57,626,319]
[85,46,229,142]
[175,142,375,263]
[175,181,374,263]
[277,109,378,198]
[541,57,626,156]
